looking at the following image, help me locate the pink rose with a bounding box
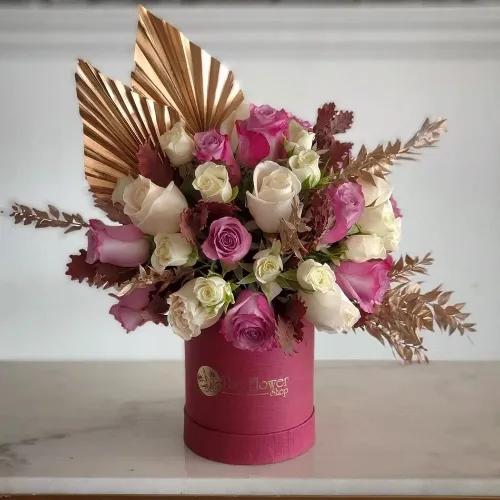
[321,182,365,244]
[334,256,393,313]
[109,286,156,333]
[194,129,240,185]
[221,290,277,352]
[236,104,289,167]
[86,219,150,268]
[201,216,252,264]
[390,196,403,218]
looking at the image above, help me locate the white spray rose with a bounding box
[159,122,194,166]
[297,259,336,293]
[299,283,360,332]
[285,119,315,155]
[192,162,232,203]
[357,173,392,207]
[123,176,188,236]
[151,233,194,271]
[253,241,283,284]
[246,161,301,233]
[111,176,133,205]
[344,234,387,262]
[288,150,321,188]
[193,276,234,316]
[357,201,402,252]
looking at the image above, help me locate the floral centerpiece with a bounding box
[9,6,474,465]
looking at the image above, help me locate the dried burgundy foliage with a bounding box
[92,195,131,225]
[137,142,173,187]
[274,293,308,353]
[304,188,335,247]
[180,201,239,246]
[314,102,354,149]
[66,250,137,289]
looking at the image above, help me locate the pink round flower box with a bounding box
[184,322,315,465]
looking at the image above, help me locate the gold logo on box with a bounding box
[197,365,289,397]
[197,366,222,396]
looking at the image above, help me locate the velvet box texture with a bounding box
[184,323,315,465]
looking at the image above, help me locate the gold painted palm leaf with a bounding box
[132,5,245,135]
[76,60,179,199]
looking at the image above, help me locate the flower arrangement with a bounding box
[9,6,474,364]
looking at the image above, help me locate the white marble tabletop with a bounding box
[0,361,499,496]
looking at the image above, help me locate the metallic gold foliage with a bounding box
[279,197,310,258]
[357,253,475,363]
[10,203,89,233]
[132,5,245,135]
[76,60,179,200]
[341,118,447,180]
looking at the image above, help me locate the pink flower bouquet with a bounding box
[10,7,474,465]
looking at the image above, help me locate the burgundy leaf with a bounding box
[66,250,137,289]
[137,142,173,187]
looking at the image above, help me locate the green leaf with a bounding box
[230,186,239,202]
[280,269,298,282]
[238,273,256,285]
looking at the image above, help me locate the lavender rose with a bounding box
[109,286,156,333]
[334,256,393,313]
[321,182,365,244]
[86,219,150,267]
[221,290,277,352]
[194,129,240,184]
[201,216,252,264]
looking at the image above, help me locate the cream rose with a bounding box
[344,234,387,262]
[357,173,392,207]
[151,233,193,271]
[357,201,402,252]
[299,283,360,332]
[111,176,133,205]
[159,122,194,166]
[192,162,232,203]
[288,150,321,188]
[285,119,315,155]
[122,176,188,236]
[193,276,234,315]
[246,161,301,233]
[167,278,227,340]
[297,259,336,293]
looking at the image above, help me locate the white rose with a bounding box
[382,216,402,252]
[192,162,232,203]
[357,201,401,252]
[193,276,233,315]
[299,283,360,332]
[357,173,392,207]
[159,122,194,166]
[297,259,336,293]
[288,150,321,188]
[111,176,133,205]
[285,119,315,155]
[167,279,225,340]
[123,176,188,235]
[344,234,387,262]
[253,251,283,284]
[151,233,193,271]
[220,101,250,151]
[246,161,301,233]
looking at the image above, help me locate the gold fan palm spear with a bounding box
[76,60,180,200]
[132,5,245,135]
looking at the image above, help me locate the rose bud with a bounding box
[86,219,150,268]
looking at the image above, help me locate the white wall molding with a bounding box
[1,5,500,59]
